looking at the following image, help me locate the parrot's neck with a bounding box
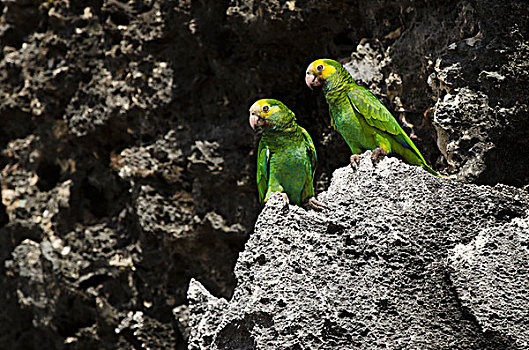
[261,124,303,149]
[324,66,356,94]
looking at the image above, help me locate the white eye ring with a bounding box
[316,64,324,72]
[262,105,270,112]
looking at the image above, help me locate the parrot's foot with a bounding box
[280,193,289,211]
[371,147,388,166]
[303,197,327,211]
[350,154,361,170]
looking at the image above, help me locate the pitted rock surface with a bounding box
[188,153,529,349]
[449,216,529,348]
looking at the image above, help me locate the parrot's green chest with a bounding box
[270,146,311,204]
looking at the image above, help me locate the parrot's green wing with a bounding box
[256,141,270,205]
[346,86,427,164]
[300,127,316,200]
[301,127,317,177]
[328,106,336,130]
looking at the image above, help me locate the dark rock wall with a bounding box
[0,0,527,348]
[431,2,529,186]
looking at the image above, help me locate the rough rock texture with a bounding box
[449,216,529,348]
[1,0,528,348]
[429,2,529,185]
[188,153,529,349]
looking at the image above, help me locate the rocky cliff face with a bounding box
[0,0,528,348]
[188,153,529,349]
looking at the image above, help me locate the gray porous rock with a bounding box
[188,152,529,349]
[449,216,529,348]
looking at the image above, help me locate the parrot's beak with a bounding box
[249,112,266,131]
[305,71,322,89]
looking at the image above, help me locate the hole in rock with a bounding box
[36,161,62,191]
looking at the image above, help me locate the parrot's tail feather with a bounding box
[422,163,440,177]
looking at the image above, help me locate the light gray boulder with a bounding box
[188,152,529,349]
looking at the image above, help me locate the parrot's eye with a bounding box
[316,64,324,72]
[262,105,270,112]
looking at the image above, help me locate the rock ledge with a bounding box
[188,152,529,349]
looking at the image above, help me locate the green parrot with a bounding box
[305,58,438,176]
[249,98,326,210]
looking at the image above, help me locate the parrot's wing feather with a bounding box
[300,126,316,200]
[256,141,270,204]
[347,86,401,135]
[301,127,317,177]
[346,86,426,163]
[328,106,337,130]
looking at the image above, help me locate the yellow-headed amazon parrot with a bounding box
[305,58,437,176]
[249,99,326,210]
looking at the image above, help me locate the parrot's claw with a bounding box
[371,147,388,166]
[350,154,361,170]
[303,197,327,211]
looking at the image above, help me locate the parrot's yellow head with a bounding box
[305,58,341,89]
[249,99,295,131]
